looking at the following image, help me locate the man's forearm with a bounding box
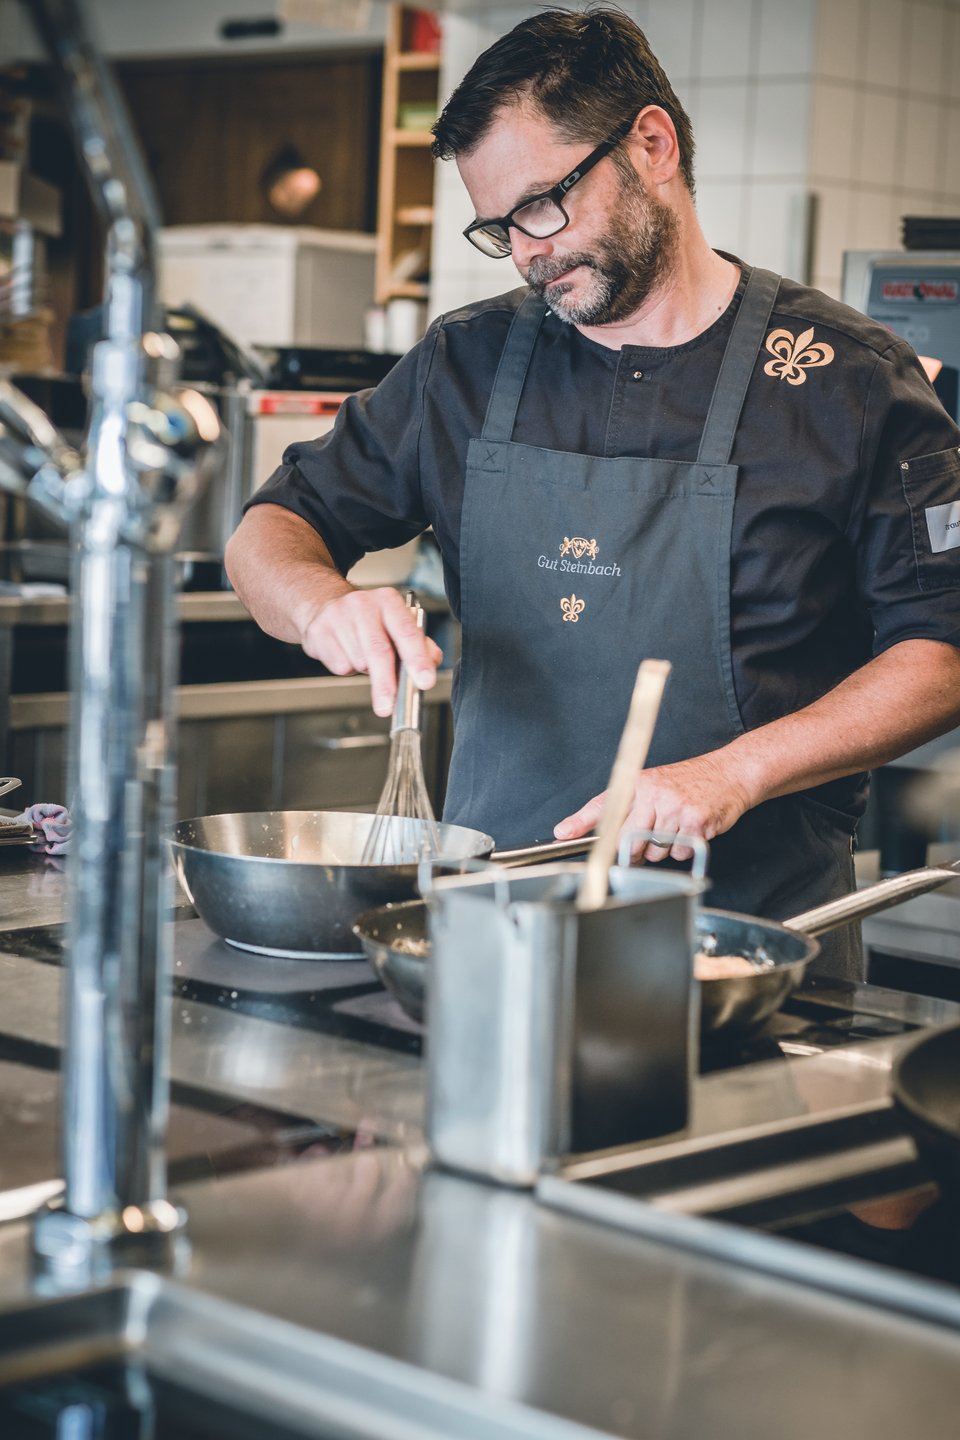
[225,504,440,710]
[224,504,352,645]
[724,639,960,807]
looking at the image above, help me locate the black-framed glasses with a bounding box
[463,116,635,258]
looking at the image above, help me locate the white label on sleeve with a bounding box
[925,500,960,554]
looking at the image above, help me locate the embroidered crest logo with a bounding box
[559,536,599,560]
[561,594,585,623]
[763,327,835,385]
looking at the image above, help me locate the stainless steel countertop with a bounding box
[3,858,960,1437]
[3,1141,960,1439]
[1,857,957,1157]
[181,1156,960,1439]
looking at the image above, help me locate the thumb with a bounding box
[554,792,606,840]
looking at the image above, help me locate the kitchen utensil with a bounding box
[353,857,960,1040]
[362,598,440,866]
[637,854,960,1040]
[890,1023,960,1200]
[169,811,591,959]
[577,659,670,911]
[422,860,703,1183]
[355,898,429,1022]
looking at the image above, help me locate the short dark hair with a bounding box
[431,7,695,193]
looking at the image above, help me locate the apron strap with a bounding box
[696,266,781,467]
[480,291,548,443]
[481,269,780,459]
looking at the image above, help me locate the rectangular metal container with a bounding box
[424,863,703,1186]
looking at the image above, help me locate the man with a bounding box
[225,9,960,977]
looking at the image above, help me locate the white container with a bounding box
[158,224,377,349]
[385,296,427,352]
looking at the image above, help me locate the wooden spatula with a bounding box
[576,658,671,911]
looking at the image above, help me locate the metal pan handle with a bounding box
[418,840,590,914]
[786,857,960,937]
[488,837,594,866]
[418,855,516,912]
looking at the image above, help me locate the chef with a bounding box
[225,9,960,978]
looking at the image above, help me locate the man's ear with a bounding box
[626,104,680,186]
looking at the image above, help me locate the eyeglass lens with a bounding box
[513,196,567,235]
[471,196,566,256]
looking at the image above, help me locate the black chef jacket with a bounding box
[247,261,960,819]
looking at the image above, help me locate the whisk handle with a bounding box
[392,602,426,736]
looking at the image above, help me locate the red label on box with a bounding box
[255,393,346,416]
[881,279,959,302]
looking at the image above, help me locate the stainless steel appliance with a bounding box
[54,312,413,588]
[841,250,960,422]
[841,250,960,896]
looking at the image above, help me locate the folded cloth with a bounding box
[16,803,72,855]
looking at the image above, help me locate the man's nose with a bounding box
[510,227,553,269]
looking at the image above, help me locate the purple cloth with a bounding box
[16,803,71,855]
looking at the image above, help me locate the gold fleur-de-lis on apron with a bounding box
[763,326,835,385]
[561,593,585,623]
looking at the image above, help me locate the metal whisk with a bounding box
[361,598,441,866]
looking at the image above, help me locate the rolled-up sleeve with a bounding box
[852,339,960,653]
[245,320,441,577]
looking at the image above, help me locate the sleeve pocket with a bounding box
[899,445,960,592]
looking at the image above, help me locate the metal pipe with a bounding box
[20,0,219,1285]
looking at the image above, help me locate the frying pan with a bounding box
[353,857,960,1040]
[169,811,589,958]
[890,1023,960,1198]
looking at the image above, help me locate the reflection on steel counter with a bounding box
[5,914,424,1057]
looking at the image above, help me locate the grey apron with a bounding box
[443,267,862,979]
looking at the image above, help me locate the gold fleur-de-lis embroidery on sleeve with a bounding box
[763,326,835,385]
[561,594,585,623]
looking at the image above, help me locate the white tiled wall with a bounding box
[809,0,960,296]
[429,5,545,318]
[428,0,960,320]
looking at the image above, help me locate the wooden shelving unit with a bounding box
[375,5,441,306]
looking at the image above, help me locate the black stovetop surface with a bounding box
[7,914,926,1072]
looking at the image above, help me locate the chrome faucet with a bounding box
[3,0,221,1286]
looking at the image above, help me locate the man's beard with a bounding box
[525,165,679,326]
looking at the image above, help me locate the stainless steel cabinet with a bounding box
[10,675,453,819]
[0,594,455,821]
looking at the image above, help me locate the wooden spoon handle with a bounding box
[576,659,671,912]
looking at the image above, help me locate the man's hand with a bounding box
[225,506,441,717]
[299,586,442,717]
[554,751,754,862]
[553,639,960,863]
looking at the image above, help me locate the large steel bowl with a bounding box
[170,811,493,959]
[170,812,588,959]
